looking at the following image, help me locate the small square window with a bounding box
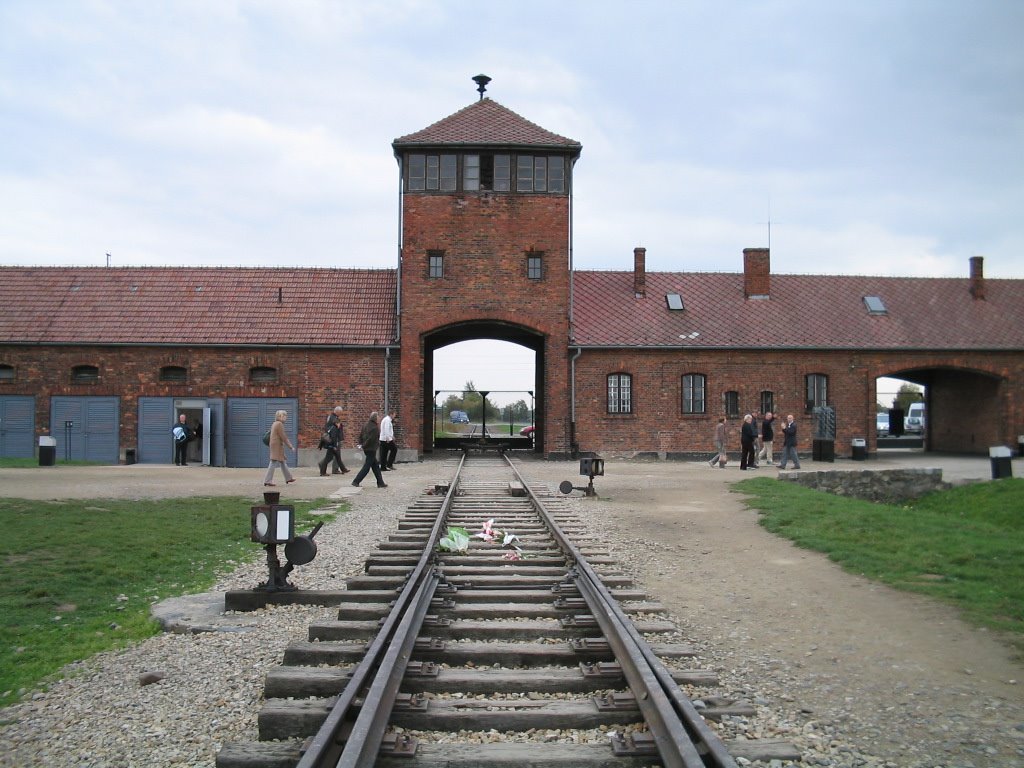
[71,365,99,384]
[250,366,278,384]
[0,364,15,382]
[160,365,188,383]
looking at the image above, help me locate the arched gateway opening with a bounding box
[877,365,1005,454]
[421,322,545,454]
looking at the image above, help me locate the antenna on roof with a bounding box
[472,74,491,100]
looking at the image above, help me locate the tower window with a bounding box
[527,253,543,280]
[428,252,444,279]
[407,152,561,193]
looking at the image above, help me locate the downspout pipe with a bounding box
[570,346,582,455]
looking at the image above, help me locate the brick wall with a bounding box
[572,348,1023,457]
[0,344,390,459]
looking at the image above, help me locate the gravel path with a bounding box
[0,456,1022,767]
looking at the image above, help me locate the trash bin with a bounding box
[851,438,866,461]
[38,436,56,467]
[812,439,834,462]
[1018,435,1024,458]
[125,448,136,465]
[989,446,1013,480]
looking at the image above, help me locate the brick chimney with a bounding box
[969,255,986,300]
[743,247,770,299]
[633,247,646,297]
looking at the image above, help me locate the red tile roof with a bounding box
[571,271,1024,350]
[393,98,581,151]
[0,267,397,346]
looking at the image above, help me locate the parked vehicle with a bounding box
[876,413,889,436]
[904,402,925,433]
[450,410,470,424]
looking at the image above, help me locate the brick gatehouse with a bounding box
[2,93,1022,465]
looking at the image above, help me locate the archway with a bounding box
[878,365,1004,454]
[421,321,545,453]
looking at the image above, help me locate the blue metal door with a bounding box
[226,398,297,468]
[138,397,174,463]
[0,395,35,458]
[50,396,120,464]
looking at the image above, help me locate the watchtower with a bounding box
[393,79,582,455]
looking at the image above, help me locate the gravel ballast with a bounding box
[0,455,1022,767]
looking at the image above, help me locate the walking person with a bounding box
[709,417,728,468]
[172,413,192,466]
[352,411,387,488]
[378,409,397,471]
[263,410,296,486]
[749,411,760,468]
[758,411,775,465]
[778,413,802,469]
[318,406,349,476]
[740,414,758,470]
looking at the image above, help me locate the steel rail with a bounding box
[504,455,738,768]
[295,453,467,768]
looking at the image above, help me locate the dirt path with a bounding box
[571,460,1024,766]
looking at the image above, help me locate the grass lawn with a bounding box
[0,496,339,708]
[735,476,1024,650]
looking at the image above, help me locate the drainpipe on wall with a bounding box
[395,158,403,343]
[570,346,582,455]
[384,347,391,410]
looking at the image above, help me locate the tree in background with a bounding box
[892,383,924,413]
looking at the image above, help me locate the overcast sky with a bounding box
[3,1,1021,399]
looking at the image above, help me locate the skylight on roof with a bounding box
[863,295,887,315]
[666,293,684,311]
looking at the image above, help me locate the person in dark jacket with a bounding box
[172,413,192,466]
[778,413,802,469]
[740,413,758,470]
[318,406,349,476]
[352,411,386,488]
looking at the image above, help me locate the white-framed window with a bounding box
[608,373,632,414]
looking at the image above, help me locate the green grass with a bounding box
[0,457,102,468]
[735,477,1024,648]
[0,496,339,707]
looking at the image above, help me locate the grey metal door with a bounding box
[0,395,35,458]
[227,397,297,468]
[50,396,120,464]
[138,396,174,463]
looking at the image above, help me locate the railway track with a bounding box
[218,453,796,768]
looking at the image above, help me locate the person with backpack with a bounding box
[172,413,192,466]
[318,406,349,476]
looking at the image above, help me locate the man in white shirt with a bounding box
[378,409,398,470]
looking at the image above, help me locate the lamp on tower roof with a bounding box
[472,74,491,100]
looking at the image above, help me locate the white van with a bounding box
[905,402,925,433]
